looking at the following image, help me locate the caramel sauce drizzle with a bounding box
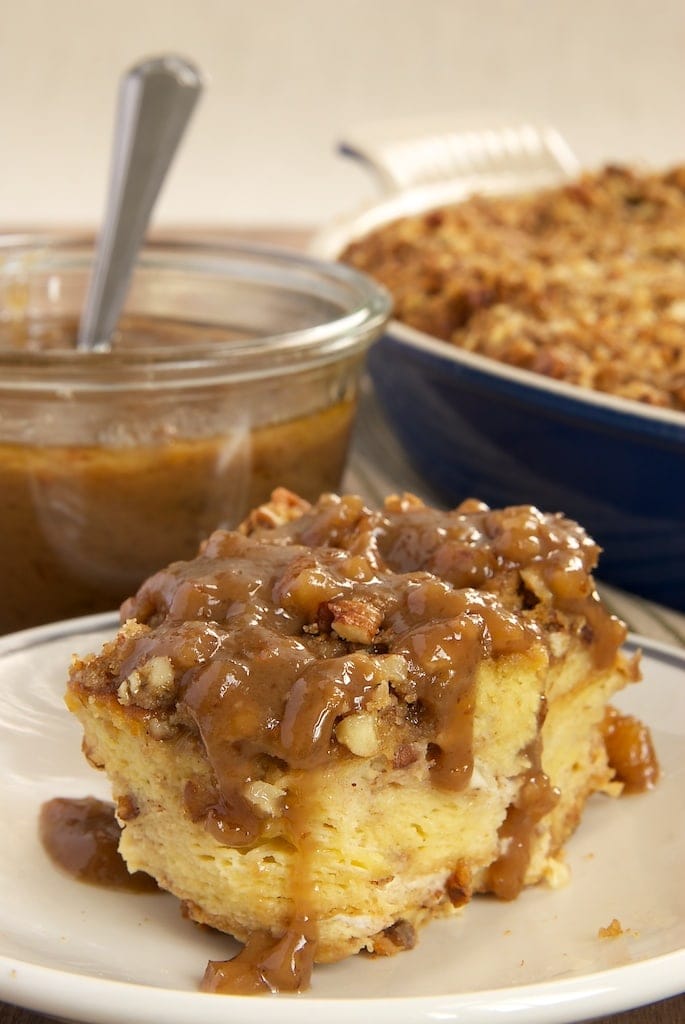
[67,492,635,993]
[485,707,560,900]
[202,771,321,994]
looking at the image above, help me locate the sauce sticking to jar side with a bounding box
[1,308,361,636]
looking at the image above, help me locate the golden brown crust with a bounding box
[342,165,685,411]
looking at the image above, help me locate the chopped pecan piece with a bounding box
[326,597,383,644]
[445,861,472,908]
[116,794,140,821]
[372,918,417,956]
[117,655,175,710]
[240,487,311,534]
[393,743,419,769]
[335,712,380,757]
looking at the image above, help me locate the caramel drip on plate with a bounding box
[201,771,321,995]
[602,705,660,792]
[202,918,317,995]
[39,796,158,893]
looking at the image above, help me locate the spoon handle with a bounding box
[77,55,203,351]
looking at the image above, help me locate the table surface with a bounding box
[1,227,682,1024]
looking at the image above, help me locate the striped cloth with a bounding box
[344,377,685,650]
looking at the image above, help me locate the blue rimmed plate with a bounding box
[0,614,683,1024]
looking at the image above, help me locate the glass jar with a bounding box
[0,235,390,633]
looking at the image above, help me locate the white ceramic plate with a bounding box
[0,614,683,1024]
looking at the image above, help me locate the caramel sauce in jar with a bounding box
[0,312,359,634]
[0,399,354,633]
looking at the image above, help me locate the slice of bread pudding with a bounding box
[65,489,642,993]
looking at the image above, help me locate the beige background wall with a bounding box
[0,0,683,228]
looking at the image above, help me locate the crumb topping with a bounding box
[342,165,685,410]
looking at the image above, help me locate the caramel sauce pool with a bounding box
[39,794,314,993]
[39,796,158,892]
[202,920,316,996]
[602,706,660,792]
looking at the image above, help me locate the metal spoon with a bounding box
[77,55,203,352]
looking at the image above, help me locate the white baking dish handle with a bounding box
[338,121,581,195]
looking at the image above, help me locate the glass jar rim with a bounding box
[0,234,392,390]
